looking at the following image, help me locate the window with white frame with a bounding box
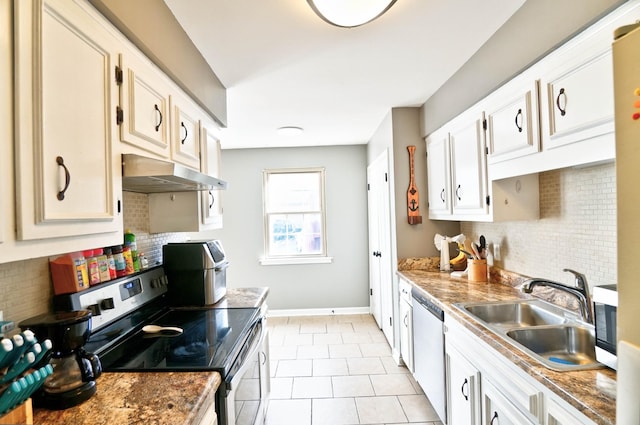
[262,168,329,264]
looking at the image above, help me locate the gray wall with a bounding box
[89,0,227,126]
[198,145,369,311]
[421,0,625,136]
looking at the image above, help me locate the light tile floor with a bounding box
[266,314,444,425]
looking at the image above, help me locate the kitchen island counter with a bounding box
[33,371,221,425]
[399,268,616,425]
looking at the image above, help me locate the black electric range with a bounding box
[53,267,268,425]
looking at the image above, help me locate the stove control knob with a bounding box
[87,304,101,316]
[150,278,158,289]
[100,298,115,310]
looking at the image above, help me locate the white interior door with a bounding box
[367,150,394,345]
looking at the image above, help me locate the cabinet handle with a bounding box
[556,87,567,116]
[259,351,267,365]
[209,191,214,209]
[461,378,469,401]
[56,156,71,201]
[490,411,499,425]
[404,313,408,327]
[514,108,523,133]
[181,122,188,144]
[440,188,445,203]
[154,104,163,131]
[455,184,462,201]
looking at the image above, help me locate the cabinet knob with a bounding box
[154,104,163,131]
[461,378,469,401]
[514,108,523,133]
[490,411,499,425]
[56,156,71,201]
[556,87,567,116]
[180,122,188,144]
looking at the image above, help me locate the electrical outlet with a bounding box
[494,244,501,261]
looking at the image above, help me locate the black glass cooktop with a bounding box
[95,307,259,375]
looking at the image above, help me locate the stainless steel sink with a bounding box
[461,299,568,329]
[453,299,602,371]
[506,325,600,370]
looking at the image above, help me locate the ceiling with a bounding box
[163,0,526,150]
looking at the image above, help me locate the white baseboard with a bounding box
[268,306,371,317]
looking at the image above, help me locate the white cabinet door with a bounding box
[200,119,223,228]
[170,93,201,170]
[398,294,413,372]
[449,110,488,217]
[426,129,451,219]
[482,380,536,425]
[446,345,480,425]
[119,51,170,157]
[14,0,121,240]
[486,79,540,163]
[540,49,614,150]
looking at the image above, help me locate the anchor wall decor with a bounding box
[406,145,422,225]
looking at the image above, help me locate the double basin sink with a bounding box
[454,298,601,371]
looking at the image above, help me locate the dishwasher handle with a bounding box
[411,288,444,322]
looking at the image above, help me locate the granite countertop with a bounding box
[213,287,269,309]
[33,372,221,425]
[398,268,616,425]
[32,287,269,424]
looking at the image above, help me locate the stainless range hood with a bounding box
[122,154,228,193]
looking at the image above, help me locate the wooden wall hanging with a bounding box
[406,145,422,224]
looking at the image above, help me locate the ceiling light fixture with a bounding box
[277,126,304,136]
[307,0,397,28]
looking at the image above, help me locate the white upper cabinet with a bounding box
[425,128,451,219]
[485,78,541,164]
[118,51,171,157]
[539,32,614,151]
[426,104,539,222]
[13,0,122,241]
[200,118,223,228]
[170,92,201,170]
[426,106,489,220]
[449,108,488,217]
[488,0,640,180]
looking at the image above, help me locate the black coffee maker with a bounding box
[20,310,101,409]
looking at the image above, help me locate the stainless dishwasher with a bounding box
[411,288,446,423]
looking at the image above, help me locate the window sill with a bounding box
[259,256,334,266]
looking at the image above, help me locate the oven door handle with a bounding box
[225,318,265,391]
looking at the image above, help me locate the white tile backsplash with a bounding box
[462,162,617,289]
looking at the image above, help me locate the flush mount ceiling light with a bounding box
[277,126,304,136]
[307,0,398,28]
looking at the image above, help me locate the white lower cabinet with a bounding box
[398,278,414,372]
[445,316,595,425]
[482,380,536,425]
[446,345,480,425]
